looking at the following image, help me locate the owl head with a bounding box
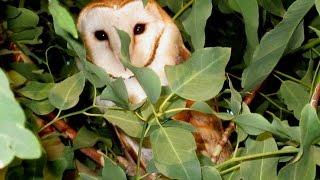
[78,0,189,103]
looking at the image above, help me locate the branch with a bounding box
[214,85,260,162]
[311,83,320,108]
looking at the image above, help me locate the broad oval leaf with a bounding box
[150,127,201,180]
[0,69,41,168]
[101,78,129,109]
[17,81,54,100]
[202,166,222,180]
[240,136,278,180]
[279,81,309,119]
[104,109,144,138]
[278,149,316,180]
[300,104,320,150]
[48,0,78,38]
[165,47,231,101]
[182,0,212,49]
[102,157,126,180]
[233,113,272,135]
[242,0,314,91]
[20,98,55,115]
[49,72,85,110]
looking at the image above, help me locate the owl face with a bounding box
[78,0,189,103]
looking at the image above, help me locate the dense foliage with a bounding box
[0,0,320,179]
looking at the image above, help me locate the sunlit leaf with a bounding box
[202,166,222,180]
[0,69,41,168]
[165,47,231,101]
[240,136,278,180]
[104,109,144,138]
[150,127,201,180]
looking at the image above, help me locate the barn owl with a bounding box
[78,0,189,104]
[78,0,231,167]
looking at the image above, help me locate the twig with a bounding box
[45,113,104,166]
[311,83,320,108]
[214,85,261,162]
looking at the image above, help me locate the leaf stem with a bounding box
[215,148,299,170]
[220,164,240,175]
[173,0,194,20]
[39,106,102,132]
[273,70,310,89]
[39,109,61,131]
[159,93,175,113]
[135,122,149,180]
[259,93,293,114]
[158,107,192,117]
[291,39,320,54]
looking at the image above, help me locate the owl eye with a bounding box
[94,30,108,41]
[134,23,146,35]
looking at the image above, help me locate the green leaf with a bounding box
[190,101,235,120]
[104,109,144,138]
[257,0,286,17]
[233,113,272,135]
[182,0,212,49]
[48,0,78,38]
[17,81,54,100]
[150,127,201,180]
[117,29,161,104]
[20,98,55,115]
[162,120,196,132]
[278,149,316,180]
[201,166,222,180]
[240,136,278,180]
[6,6,39,32]
[11,27,43,44]
[279,81,309,119]
[228,79,242,115]
[79,173,101,180]
[191,101,214,114]
[49,72,85,110]
[299,104,320,150]
[165,47,231,101]
[286,21,305,52]
[102,157,126,180]
[270,115,300,142]
[81,61,110,88]
[228,0,259,64]
[242,0,314,91]
[165,0,184,13]
[316,0,320,15]
[73,127,112,149]
[45,146,75,179]
[0,69,41,168]
[101,78,129,109]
